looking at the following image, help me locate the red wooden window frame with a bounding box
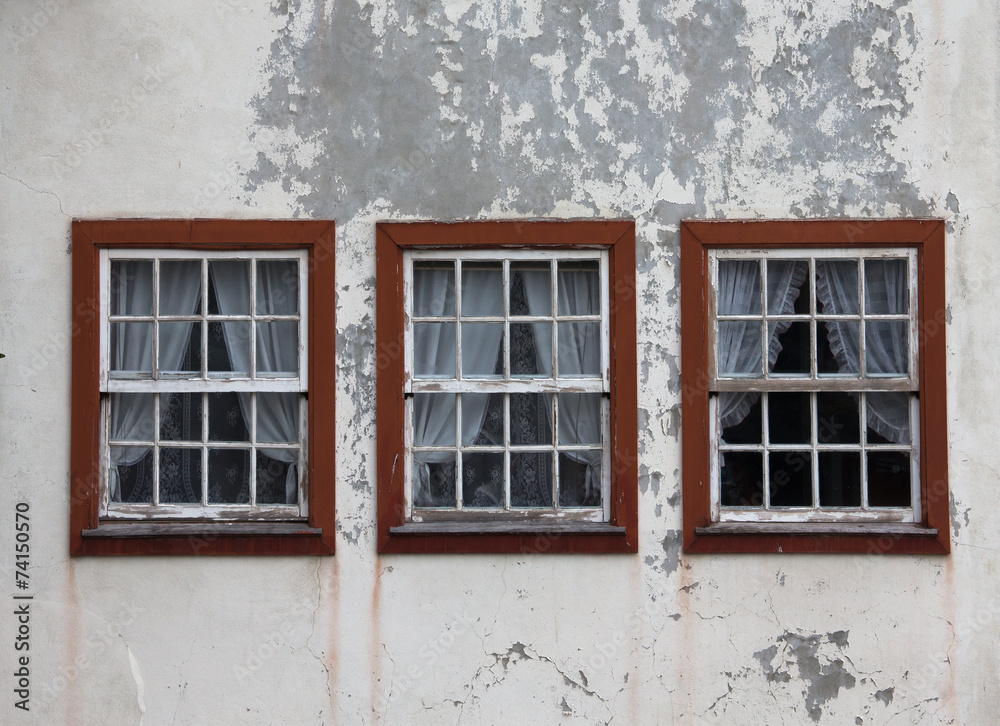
[70,219,337,555]
[376,220,638,554]
[681,219,949,554]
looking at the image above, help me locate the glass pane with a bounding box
[257,449,298,504]
[110,322,153,376]
[865,259,908,314]
[257,260,298,315]
[719,451,762,507]
[110,260,153,316]
[867,451,911,507]
[510,393,552,445]
[463,452,504,507]
[109,447,153,503]
[816,260,859,314]
[768,392,810,444]
[208,391,249,442]
[256,322,298,377]
[257,393,299,443]
[207,321,250,376]
[413,454,455,507]
[865,321,908,376]
[109,393,155,441]
[160,393,202,442]
[512,451,553,507]
[769,451,812,507]
[462,323,503,378]
[558,260,600,316]
[557,393,601,445]
[414,322,456,378]
[413,393,456,447]
[208,260,250,315]
[558,452,600,507]
[717,260,761,315]
[817,392,860,444]
[159,322,201,376]
[208,449,250,503]
[461,261,502,316]
[159,448,203,504]
[558,322,601,377]
[819,452,861,507]
[510,322,551,377]
[413,261,455,317]
[718,393,761,445]
[866,392,911,445]
[770,321,810,375]
[818,321,860,375]
[767,260,809,315]
[159,261,202,315]
[510,261,551,316]
[717,321,762,377]
[461,393,503,446]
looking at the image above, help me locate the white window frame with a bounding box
[98,248,310,521]
[402,248,612,523]
[708,247,921,524]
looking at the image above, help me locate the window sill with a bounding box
[695,522,937,537]
[381,520,635,554]
[74,522,333,556]
[687,521,946,555]
[391,522,627,536]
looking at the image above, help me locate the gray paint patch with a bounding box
[875,686,894,705]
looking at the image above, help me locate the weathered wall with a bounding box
[1,0,998,723]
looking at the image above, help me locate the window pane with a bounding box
[865,321,908,376]
[256,321,298,377]
[510,261,550,316]
[816,260,859,314]
[413,261,455,317]
[463,452,504,507]
[768,392,810,444]
[461,261,502,316]
[461,393,503,446]
[718,393,761,445]
[462,323,503,378]
[257,260,298,315]
[558,322,601,377]
[208,391,249,442]
[110,260,153,316]
[867,451,911,507]
[159,261,202,315]
[257,393,299,443]
[864,259,908,314]
[257,449,298,504]
[817,392,860,444]
[769,321,810,375]
[718,260,761,315]
[558,452,600,507]
[159,448,203,504]
[510,322,551,377]
[208,449,250,503]
[769,451,812,507]
[510,393,552,445]
[109,393,155,441]
[818,321,860,375]
[110,322,153,376]
[159,322,201,376]
[819,452,861,507]
[109,447,153,503]
[413,454,455,507]
[414,322,456,378]
[866,392,910,444]
[557,393,601,445]
[767,260,808,315]
[719,451,762,507]
[207,321,250,376]
[557,260,599,316]
[413,393,456,447]
[160,393,202,442]
[718,321,762,377]
[208,260,251,315]
[512,452,553,507]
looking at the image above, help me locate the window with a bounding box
[681,219,949,554]
[376,221,637,553]
[71,220,336,555]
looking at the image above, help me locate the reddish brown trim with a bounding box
[376,220,638,554]
[70,219,336,556]
[680,219,950,555]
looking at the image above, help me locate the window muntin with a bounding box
[708,247,919,523]
[403,249,611,522]
[99,249,309,521]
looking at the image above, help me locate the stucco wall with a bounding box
[1,0,998,723]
